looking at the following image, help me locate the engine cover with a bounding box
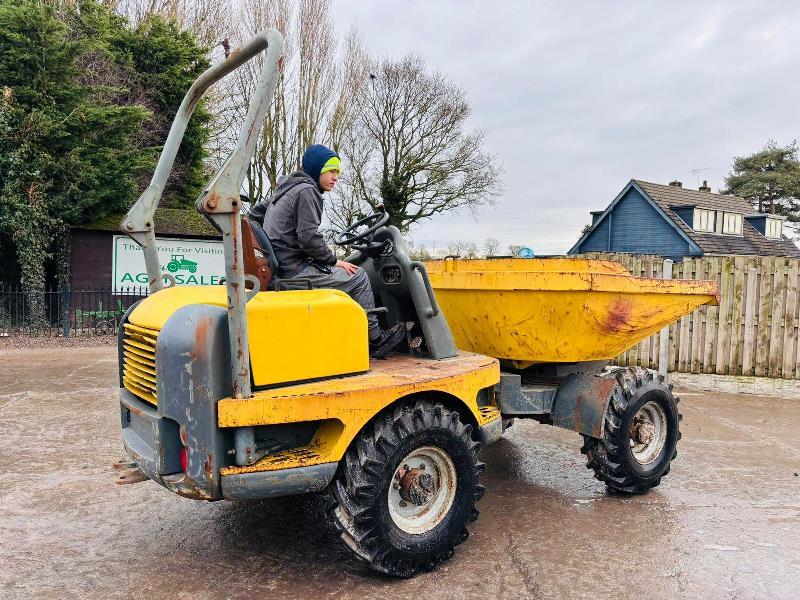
[127,285,369,389]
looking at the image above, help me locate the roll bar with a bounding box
[121,29,284,465]
[121,29,283,421]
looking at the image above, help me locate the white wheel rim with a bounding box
[629,400,668,465]
[387,446,457,535]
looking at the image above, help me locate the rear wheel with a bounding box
[580,367,681,494]
[330,400,484,577]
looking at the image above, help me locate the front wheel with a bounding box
[330,400,484,577]
[581,367,681,494]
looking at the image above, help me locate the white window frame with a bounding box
[722,212,742,235]
[765,218,783,238]
[693,208,715,232]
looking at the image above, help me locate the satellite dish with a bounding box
[517,246,535,259]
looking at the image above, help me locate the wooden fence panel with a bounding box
[729,257,746,374]
[741,266,758,375]
[676,261,689,372]
[690,258,705,373]
[769,258,787,378]
[580,252,800,380]
[640,256,653,368]
[755,257,774,377]
[715,257,733,375]
[785,262,799,379]
[702,257,720,374]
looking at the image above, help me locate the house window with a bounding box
[722,212,742,235]
[765,218,783,238]
[693,208,715,232]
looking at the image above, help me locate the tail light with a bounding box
[180,446,188,472]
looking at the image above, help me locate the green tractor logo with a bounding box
[166,254,198,273]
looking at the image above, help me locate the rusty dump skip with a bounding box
[426,257,719,364]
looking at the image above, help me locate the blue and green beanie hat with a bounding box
[302,144,342,187]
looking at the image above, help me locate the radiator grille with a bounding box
[122,323,158,405]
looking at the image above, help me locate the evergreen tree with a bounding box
[724,140,800,238]
[110,15,211,207]
[0,0,149,312]
[0,0,213,312]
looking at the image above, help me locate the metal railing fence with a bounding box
[0,286,149,337]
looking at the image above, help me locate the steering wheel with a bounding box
[333,210,390,247]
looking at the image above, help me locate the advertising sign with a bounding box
[112,235,225,291]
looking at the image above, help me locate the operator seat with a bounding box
[241,216,316,292]
[241,217,278,290]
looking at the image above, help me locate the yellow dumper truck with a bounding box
[117,30,719,577]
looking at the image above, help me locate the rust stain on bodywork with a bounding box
[600,298,634,335]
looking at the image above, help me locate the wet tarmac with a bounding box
[1,346,798,599]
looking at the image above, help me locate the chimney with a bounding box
[669,180,682,188]
[699,180,711,192]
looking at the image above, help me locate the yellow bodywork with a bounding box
[218,352,500,476]
[122,285,501,478]
[426,258,719,365]
[124,285,368,397]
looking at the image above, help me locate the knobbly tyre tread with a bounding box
[329,400,484,577]
[580,367,681,494]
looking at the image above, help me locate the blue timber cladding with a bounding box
[672,207,694,228]
[611,188,690,254]
[575,187,692,257]
[579,214,610,251]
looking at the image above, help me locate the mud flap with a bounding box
[550,372,617,438]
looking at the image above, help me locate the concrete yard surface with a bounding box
[1,345,798,599]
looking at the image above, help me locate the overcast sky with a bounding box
[334,0,800,254]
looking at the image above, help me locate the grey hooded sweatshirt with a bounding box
[254,171,337,278]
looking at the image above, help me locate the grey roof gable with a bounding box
[568,180,702,255]
[635,180,800,258]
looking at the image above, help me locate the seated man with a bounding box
[252,144,406,358]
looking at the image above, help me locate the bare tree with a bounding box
[332,55,502,232]
[483,237,499,257]
[294,0,337,163]
[223,0,369,204]
[446,240,478,259]
[406,241,433,261]
[446,240,466,257]
[112,2,502,237]
[327,27,370,151]
[231,0,295,200]
[112,0,234,47]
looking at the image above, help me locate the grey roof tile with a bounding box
[634,180,800,258]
